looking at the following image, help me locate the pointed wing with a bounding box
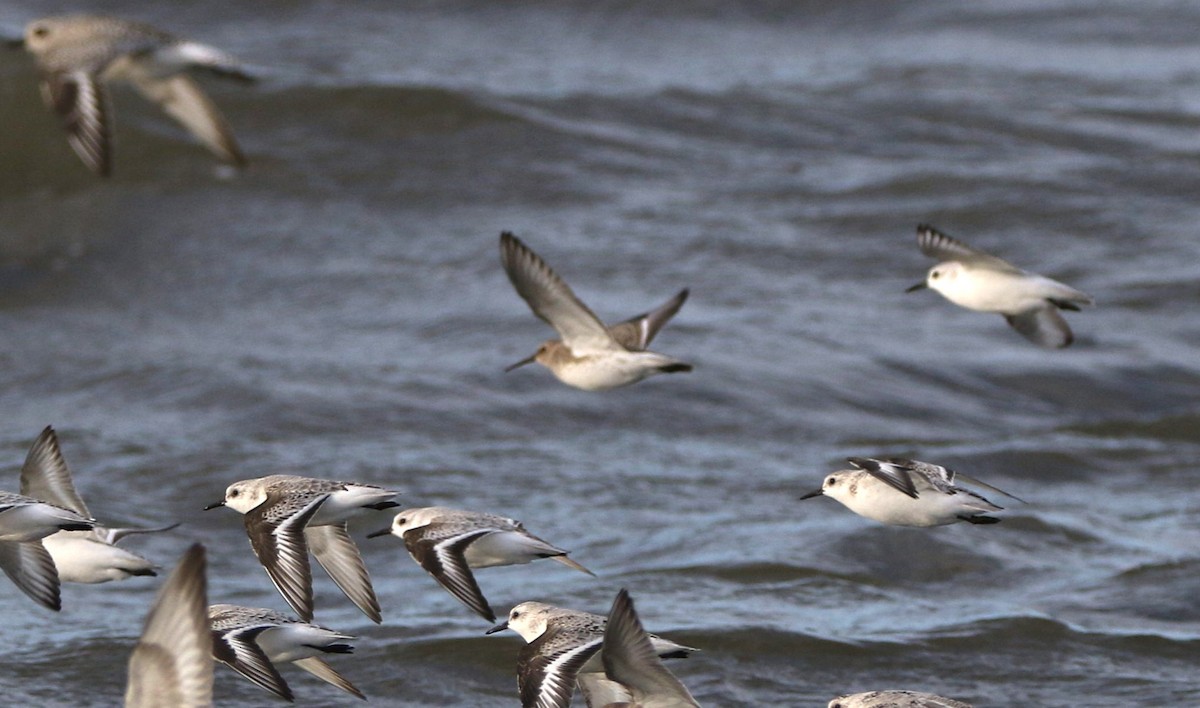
[847,457,921,499]
[306,523,382,624]
[292,657,366,700]
[518,628,604,708]
[1005,306,1074,348]
[607,289,689,351]
[19,426,90,517]
[405,526,496,622]
[125,543,212,708]
[500,232,621,354]
[602,589,698,708]
[104,522,181,545]
[0,540,61,611]
[125,70,244,166]
[41,71,112,176]
[916,225,1015,271]
[245,494,326,622]
[212,624,292,701]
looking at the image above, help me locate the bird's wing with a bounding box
[19,426,90,517]
[124,543,212,708]
[125,70,244,166]
[500,232,620,354]
[518,627,604,708]
[306,523,381,623]
[602,589,699,708]
[916,225,1016,271]
[406,525,497,622]
[41,71,112,175]
[245,493,326,622]
[847,457,922,499]
[607,289,689,351]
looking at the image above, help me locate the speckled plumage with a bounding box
[207,474,397,623]
[369,506,592,622]
[209,603,363,702]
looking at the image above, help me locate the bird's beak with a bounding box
[485,621,509,635]
[905,281,927,293]
[203,501,225,511]
[504,353,537,372]
[365,528,391,539]
[6,38,24,50]
[799,489,824,500]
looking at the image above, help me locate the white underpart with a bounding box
[255,623,354,664]
[928,262,1089,314]
[552,350,683,391]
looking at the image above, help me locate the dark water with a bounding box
[1,1,1200,706]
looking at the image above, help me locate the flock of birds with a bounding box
[1,12,1100,708]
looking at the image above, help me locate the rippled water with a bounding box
[1,1,1200,706]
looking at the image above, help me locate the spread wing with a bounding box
[245,494,327,622]
[1005,306,1074,349]
[211,624,291,701]
[915,224,1015,271]
[41,71,112,176]
[405,526,496,622]
[306,523,382,623]
[607,289,688,351]
[500,232,620,354]
[125,70,244,166]
[0,540,61,611]
[518,628,604,708]
[20,426,90,517]
[602,589,698,708]
[125,543,212,708]
[292,657,366,700]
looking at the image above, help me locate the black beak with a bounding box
[365,528,391,539]
[504,353,537,372]
[905,281,927,293]
[799,489,824,500]
[485,621,509,635]
[203,501,225,511]
[6,38,24,50]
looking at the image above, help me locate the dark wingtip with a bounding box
[959,514,1001,525]
[659,363,692,373]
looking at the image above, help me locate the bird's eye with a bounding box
[229,489,239,498]
[396,517,406,525]
[32,26,49,38]
[511,611,521,620]
[931,270,940,279]
[828,478,838,486]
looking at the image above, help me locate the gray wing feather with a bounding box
[0,540,61,611]
[602,589,699,708]
[20,426,90,517]
[306,523,382,623]
[125,543,212,708]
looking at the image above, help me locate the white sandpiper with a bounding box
[18,14,252,176]
[829,690,973,708]
[209,603,364,702]
[500,231,692,391]
[600,589,700,708]
[204,474,398,623]
[486,600,697,708]
[20,426,177,584]
[366,506,594,623]
[125,543,212,708]
[801,457,1024,527]
[906,224,1093,348]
